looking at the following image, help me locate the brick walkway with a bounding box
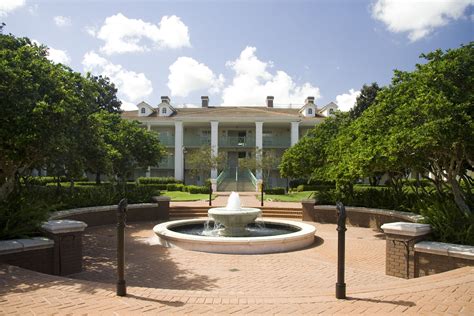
[1,196,473,314]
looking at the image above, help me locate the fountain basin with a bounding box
[208,207,262,236]
[153,218,316,254]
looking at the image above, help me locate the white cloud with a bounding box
[47,47,71,65]
[372,0,473,41]
[28,4,38,16]
[335,89,361,112]
[94,13,190,55]
[54,15,71,27]
[84,26,97,37]
[0,0,25,17]
[82,51,153,110]
[167,57,224,97]
[221,46,320,106]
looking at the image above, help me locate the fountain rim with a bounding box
[208,207,262,215]
[153,218,316,244]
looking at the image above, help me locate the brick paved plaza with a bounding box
[0,196,473,314]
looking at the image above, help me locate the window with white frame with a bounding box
[141,107,146,114]
[162,107,167,114]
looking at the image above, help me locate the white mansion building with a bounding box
[123,96,338,191]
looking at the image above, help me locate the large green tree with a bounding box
[0,35,95,198]
[333,43,473,215]
[94,113,165,181]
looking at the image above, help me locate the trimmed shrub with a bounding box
[137,177,182,185]
[289,179,335,189]
[296,184,334,192]
[166,183,184,191]
[185,185,210,194]
[265,187,286,195]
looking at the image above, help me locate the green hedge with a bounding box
[184,185,210,194]
[265,187,286,195]
[166,183,184,191]
[296,184,334,192]
[137,177,182,185]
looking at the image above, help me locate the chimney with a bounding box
[201,96,209,108]
[305,96,315,105]
[266,96,274,108]
[161,96,170,104]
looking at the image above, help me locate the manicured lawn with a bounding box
[160,191,217,201]
[261,191,315,202]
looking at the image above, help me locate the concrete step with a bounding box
[169,207,302,220]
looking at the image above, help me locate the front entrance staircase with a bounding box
[217,168,256,192]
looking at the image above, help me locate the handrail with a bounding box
[216,168,228,186]
[246,168,258,189]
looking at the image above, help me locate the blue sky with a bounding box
[1,0,473,110]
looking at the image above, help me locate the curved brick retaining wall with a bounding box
[50,197,171,226]
[301,199,423,229]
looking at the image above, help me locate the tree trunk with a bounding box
[449,177,471,217]
[95,171,101,185]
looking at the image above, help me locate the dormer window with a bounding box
[308,108,313,115]
[329,109,334,114]
[162,107,167,114]
[141,107,146,114]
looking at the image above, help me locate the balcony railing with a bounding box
[157,134,175,147]
[183,135,211,147]
[262,136,291,148]
[219,136,255,148]
[156,158,174,169]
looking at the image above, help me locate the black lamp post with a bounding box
[182,147,187,185]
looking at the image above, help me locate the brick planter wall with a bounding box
[414,241,474,277]
[0,238,54,274]
[301,200,422,230]
[50,198,171,226]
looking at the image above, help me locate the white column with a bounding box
[210,121,219,181]
[290,121,300,146]
[146,122,151,177]
[255,121,263,179]
[174,121,184,181]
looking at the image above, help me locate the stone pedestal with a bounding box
[41,220,87,276]
[301,199,316,221]
[152,196,171,220]
[381,222,431,279]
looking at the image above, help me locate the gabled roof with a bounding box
[122,106,325,121]
[137,101,155,110]
[319,102,338,111]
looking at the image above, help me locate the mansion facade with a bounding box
[122,96,338,191]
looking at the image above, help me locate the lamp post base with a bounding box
[335,282,346,299]
[117,280,126,296]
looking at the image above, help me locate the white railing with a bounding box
[216,168,228,186]
[246,168,258,190]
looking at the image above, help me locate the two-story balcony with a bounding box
[219,136,256,148]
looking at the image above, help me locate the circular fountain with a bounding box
[153,192,316,254]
